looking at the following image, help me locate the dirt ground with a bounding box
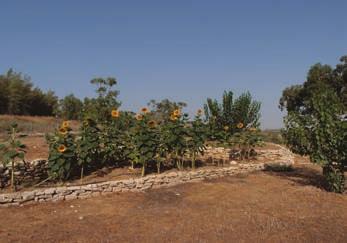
[0,158,346,243]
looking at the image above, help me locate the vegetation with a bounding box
[0,122,26,191]
[280,55,347,193]
[204,91,261,140]
[0,69,58,116]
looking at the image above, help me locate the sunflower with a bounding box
[173,109,181,117]
[135,114,143,121]
[62,121,69,128]
[197,109,203,116]
[223,125,229,131]
[141,107,149,114]
[59,127,68,135]
[111,109,120,118]
[170,114,178,121]
[236,122,244,129]
[57,144,67,153]
[147,120,156,128]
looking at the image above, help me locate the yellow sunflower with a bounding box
[173,109,181,117]
[147,120,156,128]
[57,144,67,153]
[135,114,143,121]
[62,121,69,128]
[111,109,120,118]
[59,127,68,135]
[224,125,229,131]
[170,114,178,121]
[236,122,244,129]
[141,107,149,114]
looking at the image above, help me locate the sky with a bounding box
[1,0,346,129]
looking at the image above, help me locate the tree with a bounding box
[0,69,58,116]
[147,99,187,122]
[83,77,121,123]
[58,94,83,120]
[280,55,347,193]
[204,91,261,140]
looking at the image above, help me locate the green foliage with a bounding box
[204,91,261,140]
[76,118,101,181]
[57,94,84,120]
[99,110,130,165]
[0,122,26,191]
[281,56,347,193]
[131,110,161,176]
[0,69,58,116]
[161,109,189,170]
[147,99,187,122]
[229,128,263,160]
[83,77,121,123]
[186,110,207,169]
[47,121,77,180]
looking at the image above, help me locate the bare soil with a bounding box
[0,157,346,243]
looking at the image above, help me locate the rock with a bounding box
[230,160,238,165]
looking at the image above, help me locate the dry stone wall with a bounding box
[0,144,294,207]
[0,159,48,188]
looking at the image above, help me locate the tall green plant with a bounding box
[281,56,347,193]
[204,90,261,140]
[76,118,100,183]
[132,109,161,176]
[47,121,77,181]
[186,109,206,169]
[0,122,26,191]
[162,109,189,170]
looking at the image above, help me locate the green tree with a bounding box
[58,94,84,120]
[147,99,187,122]
[204,91,261,140]
[280,56,347,193]
[83,77,121,123]
[0,69,58,116]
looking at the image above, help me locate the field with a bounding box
[1,116,346,242]
[0,157,346,242]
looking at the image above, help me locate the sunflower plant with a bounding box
[162,109,189,170]
[229,123,263,160]
[0,122,26,191]
[76,118,101,183]
[99,109,129,165]
[47,121,77,180]
[186,109,207,169]
[132,108,161,176]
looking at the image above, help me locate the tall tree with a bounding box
[280,55,347,193]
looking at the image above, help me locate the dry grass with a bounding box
[0,115,79,135]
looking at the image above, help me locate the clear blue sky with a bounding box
[1,0,346,128]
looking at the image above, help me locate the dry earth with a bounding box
[0,157,346,243]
